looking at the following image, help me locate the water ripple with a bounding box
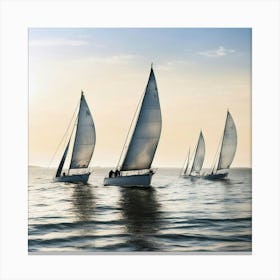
[28,167,252,253]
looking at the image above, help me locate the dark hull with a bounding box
[54,173,90,183]
[203,173,228,180]
[104,173,153,187]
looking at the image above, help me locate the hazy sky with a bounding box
[29,28,251,168]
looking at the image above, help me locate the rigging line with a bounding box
[190,136,200,175]
[216,112,228,171]
[181,147,190,176]
[116,87,146,170]
[210,113,228,174]
[211,134,223,174]
[47,100,80,169]
[67,113,79,174]
[188,146,197,175]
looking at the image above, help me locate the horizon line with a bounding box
[28,165,252,169]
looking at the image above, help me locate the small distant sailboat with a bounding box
[203,110,237,180]
[54,91,96,183]
[181,131,205,178]
[104,65,162,187]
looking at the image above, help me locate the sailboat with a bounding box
[203,110,237,180]
[181,131,205,178]
[53,91,96,183]
[104,65,162,187]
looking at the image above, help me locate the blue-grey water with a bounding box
[28,167,252,253]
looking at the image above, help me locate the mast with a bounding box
[183,148,190,175]
[190,133,200,175]
[210,127,224,174]
[216,110,228,173]
[68,91,83,174]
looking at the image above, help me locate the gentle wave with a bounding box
[154,233,251,242]
[28,167,252,253]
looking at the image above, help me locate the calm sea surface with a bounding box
[28,167,252,253]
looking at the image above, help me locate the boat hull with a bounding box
[54,173,90,183]
[203,172,228,180]
[104,173,153,187]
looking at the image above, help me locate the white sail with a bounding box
[183,148,190,175]
[190,132,205,174]
[121,67,162,171]
[217,111,237,171]
[70,93,96,169]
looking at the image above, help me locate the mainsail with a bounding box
[183,148,190,175]
[190,131,205,174]
[216,111,237,171]
[70,93,96,169]
[120,67,162,171]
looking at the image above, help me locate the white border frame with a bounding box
[1,1,279,279]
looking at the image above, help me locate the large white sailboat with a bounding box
[203,110,237,180]
[54,91,96,183]
[104,65,162,187]
[181,131,205,178]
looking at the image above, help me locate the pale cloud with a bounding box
[29,38,88,47]
[157,60,193,71]
[197,46,236,58]
[86,54,138,65]
[157,62,175,71]
[103,54,137,64]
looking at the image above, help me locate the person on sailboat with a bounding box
[109,170,114,178]
[115,169,120,177]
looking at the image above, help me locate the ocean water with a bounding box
[28,167,252,253]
